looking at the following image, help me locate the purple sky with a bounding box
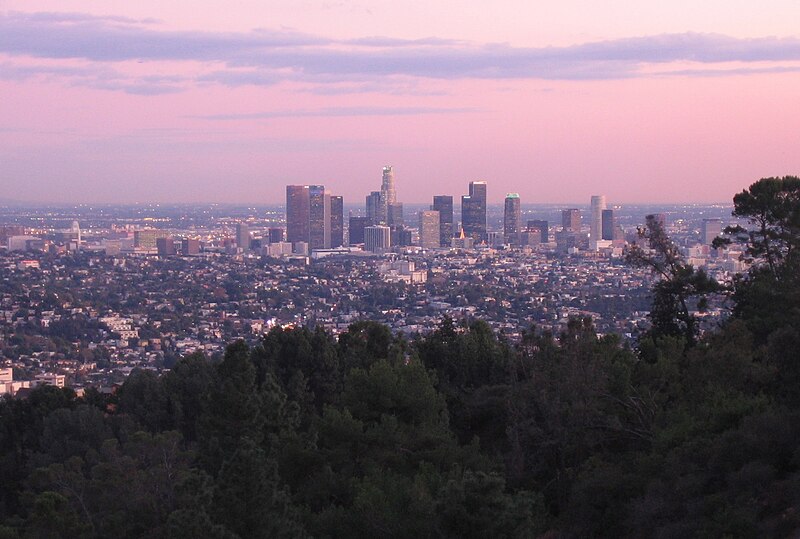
[2,1,800,205]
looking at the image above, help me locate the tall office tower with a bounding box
[562,209,581,232]
[366,191,382,224]
[286,185,311,244]
[503,193,521,245]
[701,218,722,245]
[387,203,404,226]
[527,220,549,243]
[590,195,607,239]
[181,238,201,255]
[462,181,487,242]
[432,195,454,247]
[419,210,441,249]
[652,213,667,229]
[308,185,330,249]
[330,196,344,248]
[364,225,391,252]
[601,209,616,240]
[268,227,285,244]
[391,225,412,247]
[348,216,369,245]
[380,165,396,218]
[157,236,177,256]
[235,222,250,250]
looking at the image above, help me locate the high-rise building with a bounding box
[601,209,616,241]
[527,220,549,243]
[134,229,161,250]
[562,209,581,232]
[391,225,412,247]
[268,227,285,244]
[157,236,177,256]
[181,238,201,255]
[380,165,396,217]
[387,203,404,226]
[330,196,344,248]
[366,191,382,224]
[519,230,541,247]
[462,181,487,242]
[503,193,521,245]
[286,185,311,244]
[419,210,441,249]
[432,195,454,247]
[590,195,607,239]
[235,222,250,250]
[287,184,335,250]
[364,225,391,252]
[348,216,369,245]
[701,218,722,245]
[308,185,330,250]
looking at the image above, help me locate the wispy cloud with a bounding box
[2,11,800,94]
[194,106,478,120]
[0,11,326,62]
[0,60,187,94]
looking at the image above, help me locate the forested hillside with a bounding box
[1,177,799,538]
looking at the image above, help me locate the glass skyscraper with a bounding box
[462,181,487,242]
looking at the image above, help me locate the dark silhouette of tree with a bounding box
[715,176,800,273]
[715,176,800,342]
[625,214,721,347]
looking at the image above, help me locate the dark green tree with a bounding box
[626,214,721,347]
[199,340,264,474]
[715,176,800,342]
[116,368,171,432]
[436,470,546,538]
[212,438,307,538]
[162,351,216,442]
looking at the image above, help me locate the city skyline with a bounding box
[1,1,799,204]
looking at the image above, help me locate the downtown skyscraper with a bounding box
[287,184,341,250]
[235,222,250,250]
[308,185,329,250]
[330,195,344,248]
[503,193,521,245]
[562,208,581,233]
[462,181,487,243]
[601,209,616,240]
[365,165,398,225]
[418,210,441,249]
[432,195,454,247]
[366,191,382,224]
[380,165,396,210]
[590,195,607,240]
[286,185,311,244]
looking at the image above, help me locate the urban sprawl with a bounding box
[1,167,746,396]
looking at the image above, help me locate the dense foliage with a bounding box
[1,176,800,537]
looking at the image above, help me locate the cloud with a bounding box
[0,11,326,62]
[194,106,478,120]
[0,60,187,94]
[651,65,800,77]
[196,70,282,87]
[2,11,800,94]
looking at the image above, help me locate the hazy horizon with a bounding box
[0,196,735,208]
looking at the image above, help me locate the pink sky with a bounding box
[1,1,800,204]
